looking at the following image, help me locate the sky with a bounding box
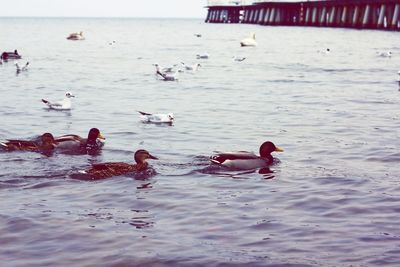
[0,0,210,18]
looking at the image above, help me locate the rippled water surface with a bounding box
[1,18,400,267]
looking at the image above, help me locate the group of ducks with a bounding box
[0,127,283,179]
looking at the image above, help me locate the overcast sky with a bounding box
[0,0,211,18]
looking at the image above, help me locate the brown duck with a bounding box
[0,133,57,153]
[81,149,158,179]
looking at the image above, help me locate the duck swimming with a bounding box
[55,128,105,153]
[0,133,57,153]
[80,149,158,180]
[210,141,283,170]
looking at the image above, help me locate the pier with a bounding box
[205,0,400,31]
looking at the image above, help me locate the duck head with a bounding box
[41,133,57,150]
[259,141,283,159]
[134,149,158,164]
[87,128,105,143]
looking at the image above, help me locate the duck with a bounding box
[240,33,257,47]
[79,149,158,179]
[42,92,75,110]
[210,141,283,170]
[16,62,29,73]
[55,128,105,152]
[0,133,57,153]
[138,111,174,124]
[67,31,85,40]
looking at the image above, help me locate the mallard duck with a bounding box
[80,149,158,179]
[0,133,57,153]
[240,33,257,47]
[210,141,283,170]
[42,92,75,110]
[55,128,105,152]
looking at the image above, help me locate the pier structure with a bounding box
[205,0,400,31]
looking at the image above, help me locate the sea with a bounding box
[0,17,399,267]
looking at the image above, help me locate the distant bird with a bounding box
[194,34,202,37]
[55,128,105,153]
[377,51,392,58]
[0,133,57,153]
[138,111,174,124]
[232,56,246,62]
[16,62,29,73]
[155,68,179,81]
[153,63,178,74]
[196,53,209,59]
[181,62,201,72]
[240,33,257,47]
[210,141,283,170]
[108,40,116,45]
[318,48,331,54]
[42,92,75,110]
[67,31,85,40]
[79,149,158,179]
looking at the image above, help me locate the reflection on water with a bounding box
[0,17,400,267]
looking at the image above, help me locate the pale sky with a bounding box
[0,0,210,18]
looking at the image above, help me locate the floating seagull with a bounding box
[78,149,158,180]
[377,51,392,58]
[232,56,246,62]
[155,69,179,81]
[16,62,29,73]
[108,40,116,45]
[153,63,178,74]
[194,34,202,37]
[318,48,331,54]
[240,33,257,47]
[181,62,201,72]
[138,111,174,124]
[196,53,209,59]
[210,141,283,170]
[42,92,75,110]
[67,31,85,40]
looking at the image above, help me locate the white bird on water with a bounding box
[181,62,201,72]
[16,62,29,73]
[240,33,257,47]
[138,111,174,124]
[232,56,246,62]
[42,92,75,110]
[377,51,392,58]
[196,53,209,59]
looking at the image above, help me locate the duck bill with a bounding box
[275,147,284,152]
[98,133,106,140]
[148,153,158,160]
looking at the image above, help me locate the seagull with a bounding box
[138,111,174,124]
[153,63,178,74]
[377,51,392,58]
[194,34,202,37]
[240,33,257,47]
[318,48,331,54]
[232,56,246,62]
[42,92,75,110]
[181,62,201,71]
[16,62,29,73]
[196,53,209,59]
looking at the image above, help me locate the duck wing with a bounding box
[1,140,39,151]
[87,162,137,179]
[210,152,259,164]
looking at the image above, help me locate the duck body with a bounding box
[210,141,283,170]
[139,111,174,124]
[80,149,158,180]
[55,128,105,153]
[1,51,21,61]
[42,92,75,110]
[0,133,57,153]
[240,33,257,47]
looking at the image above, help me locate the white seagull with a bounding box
[42,92,75,110]
[196,53,209,59]
[240,33,257,47]
[377,51,392,58]
[181,62,201,72]
[138,111,174,124]
[16,62,29,73]
[232,56,246,62]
